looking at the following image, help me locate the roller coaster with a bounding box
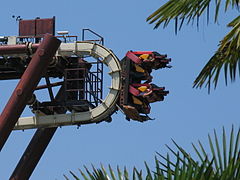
[0,17,171,179]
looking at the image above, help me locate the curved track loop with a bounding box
[15,42,121,130]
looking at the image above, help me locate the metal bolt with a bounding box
[16,89,23,96]
[38,49,45,56]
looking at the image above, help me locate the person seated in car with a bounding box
[139,53,171,71]
[130,63,152,83]
[129,92,151,114]
[135,84,165,103]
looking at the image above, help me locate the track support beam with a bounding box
[10,127,58,180]
[10,86,66,180]
[0,34,61,151]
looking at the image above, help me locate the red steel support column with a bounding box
[0,34,61,151]
[10,86,66,180]
[10,128,58,180]
[0,44,39,55]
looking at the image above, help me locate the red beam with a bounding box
[10,86,66,180]
[0,43,39,55]
[126,51,142,64]
[35,81,64,90]
[0,34,61,151]
[131,51,153,55]
[10,128,58,180]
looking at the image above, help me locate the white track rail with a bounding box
[14,42,121,130]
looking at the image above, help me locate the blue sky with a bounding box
[0,0,239,179]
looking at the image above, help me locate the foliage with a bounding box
[63,126,240,180]
[147,0,240,91]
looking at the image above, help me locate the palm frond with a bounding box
[116,166,123,180]
[156,126,240,179]
[108,165,117,180]
[64,127,240,180]
[147,0,240,90]
[193,15,240,90]
[70,171,81,180]
[147,0,240,30]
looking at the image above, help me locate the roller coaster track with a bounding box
[14,41,122,130]
[0,18,171,180]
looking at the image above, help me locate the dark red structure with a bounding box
[0,34,61,151]
[10,87,66,180]
[19,17,55,37]
[0,44,39,55]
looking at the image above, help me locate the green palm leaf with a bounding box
[193,15,240,90]
[147,0,239,29]
[147,0,240,90]
[64,127,240,180]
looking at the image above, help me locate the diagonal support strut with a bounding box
[0,34,61,151]
[10,86,67,180]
